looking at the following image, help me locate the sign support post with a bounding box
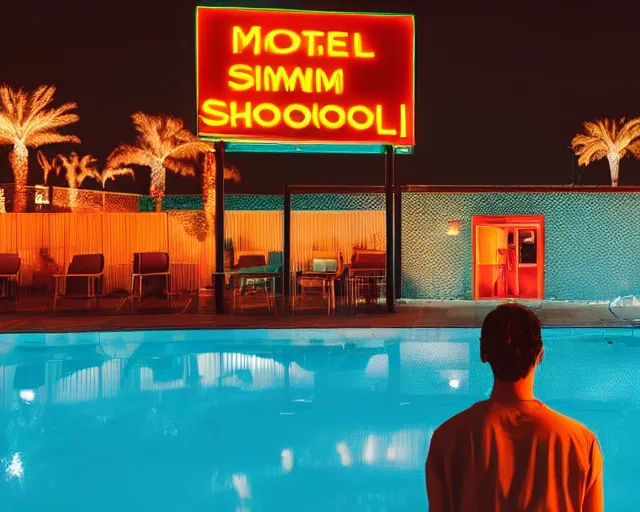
[394,175,402,300]
[283,185,291,310]
[214,140,226,314]
[385,145,395,313]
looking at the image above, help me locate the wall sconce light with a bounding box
[447,220,460,236]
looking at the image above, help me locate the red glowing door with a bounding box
[472,216,544,300]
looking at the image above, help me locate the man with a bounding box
[426,303,604,511]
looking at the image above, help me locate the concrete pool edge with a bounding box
[0,301,637,335]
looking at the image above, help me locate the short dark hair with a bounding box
[480,303,543,382]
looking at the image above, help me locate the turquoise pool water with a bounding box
[0,327,637,511]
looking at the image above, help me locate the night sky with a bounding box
[2,0,640,194]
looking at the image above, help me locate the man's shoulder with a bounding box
[432,401,488,440]
[537,403,599,443]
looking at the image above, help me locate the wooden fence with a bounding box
[0,210,385,294]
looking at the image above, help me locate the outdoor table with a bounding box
[212,270,281,314]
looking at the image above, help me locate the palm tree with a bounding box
[54,152,100,210]
[38,151,134,211]
[202,150,241,231]
[0,85,80,211]
[106,112,211,212]
[37,151,99,211]
[570,118,640,186]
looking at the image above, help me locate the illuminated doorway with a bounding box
[472,215,544,300]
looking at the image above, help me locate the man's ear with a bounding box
[480,345,487,363]
[538,347,544,365]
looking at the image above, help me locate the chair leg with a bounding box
[264,284,271,313]
[166,275,171,310]
[327,281,331,316]
[232,288,237,314]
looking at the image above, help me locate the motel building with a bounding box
[213,184,639,303]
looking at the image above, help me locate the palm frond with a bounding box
[0,86,25,125]
[0,123,15,144]
[131,112,165,158]
[36,150,58,184]
[168,140,211,161]
[27,86,56,119]
[164,157,197,177]
[577,144,608,167]
[27,132,81,147]
[106,143,152,169]
[24,107,79,136]
[100,167,135,187]
[626,140,640,158]
[75,154,100,187]
[615,118,640,153]
[224,164,242,183]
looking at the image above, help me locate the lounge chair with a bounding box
[129,252,171,311]
[53,253,104,313]
[0,253,21,307]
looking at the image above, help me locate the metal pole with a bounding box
[385,145,395,313]
[214,140,226,314]
[283,185,291,310]
[394,182,402,300]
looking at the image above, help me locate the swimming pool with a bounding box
[0,327,638,511]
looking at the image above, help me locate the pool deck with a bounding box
[0,296,637,333]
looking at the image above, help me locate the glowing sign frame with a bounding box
[196,6,415,154]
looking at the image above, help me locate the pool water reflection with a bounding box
[0,328,638,511]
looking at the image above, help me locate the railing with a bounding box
[0,184,143,213]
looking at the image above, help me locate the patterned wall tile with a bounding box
[146,194,385,212]
[402,192,640,301]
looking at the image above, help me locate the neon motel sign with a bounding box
[196,7,415,151]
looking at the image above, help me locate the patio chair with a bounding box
[231,251,282,314]
[53,253,104,313]
[234,251,267,270]
[129,252,171,310]
[232,251,267,294]
[348,249,386,306]
[0,253,21,305]
[297,251,344,313]
[350,249,386,272]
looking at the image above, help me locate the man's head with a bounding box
[480,303,543,382]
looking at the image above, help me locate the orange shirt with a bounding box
[426,399,604,512]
